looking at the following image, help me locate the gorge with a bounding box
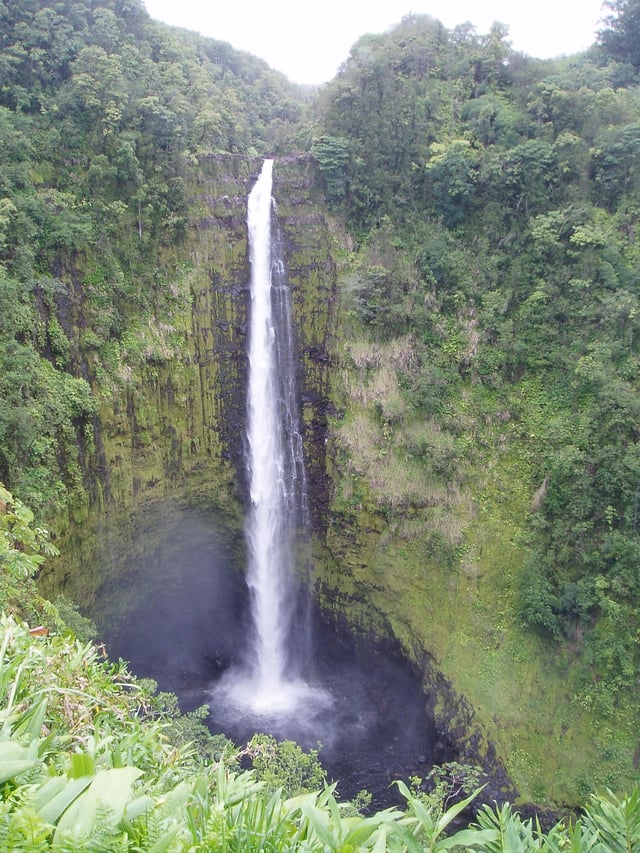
[2,0,640,831]
[53,156,464,808]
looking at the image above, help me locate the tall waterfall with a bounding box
[218,158,324,715]
[244,158,306,701]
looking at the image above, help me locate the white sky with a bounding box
[142,0,608,86]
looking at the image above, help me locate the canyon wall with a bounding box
[40,154,338,609]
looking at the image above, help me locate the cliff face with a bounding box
[272,157,339,532]
[99,155,251,512]
[40,154,339,615]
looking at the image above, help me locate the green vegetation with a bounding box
[2,0,640,830]
[315,10,640,802]
[0,0,307,515]
[4,483,639,849]
[0,622,637,850]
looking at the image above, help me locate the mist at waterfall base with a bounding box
[93,511,446,808]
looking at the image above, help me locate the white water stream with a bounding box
[245,158,295,700]
[218,159,329,715]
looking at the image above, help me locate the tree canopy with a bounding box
[314,11,640,726]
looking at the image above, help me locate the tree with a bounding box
[312,135,351,205]
[599,0,640,70]
[424,139,479,227]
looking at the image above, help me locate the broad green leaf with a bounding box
[286,791,318,812]
[54,797,98,846]
[30,775,67,812]
[157,780,193,819]
[343,815,388,847]
[389,821,428,853]
[54,766,143,838]
[301,801,337,847]
[69,752,95,779]
[395,780,412,801]
[372,825,392,853]
[35,775,93,825]
[13,696,48,741]
[123,793,155,822]
[407,793,436,832]
[0,739,39,782]
[434,785,485,836]
[0,757,38,782]
[146,825,182,853]
[436,827,499,849]
[0,739,32,760]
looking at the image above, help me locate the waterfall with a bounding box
[217,159,326,715]
[244,158,305,698]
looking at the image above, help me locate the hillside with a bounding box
[0,0,307,516]
[312,11,640,803]
[0,0,639,823]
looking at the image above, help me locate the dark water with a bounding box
[90,509,453,809]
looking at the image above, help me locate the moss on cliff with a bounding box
[41,154,340,635]
[40,155,255,603]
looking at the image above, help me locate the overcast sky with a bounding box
[142,0,607,86]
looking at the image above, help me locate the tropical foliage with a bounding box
[2,0,640,829]
[0,606,639,851]
[315,10,640,718]
[0,0,307,514]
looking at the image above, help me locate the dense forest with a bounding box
[316,8,640,688]
[2,0,640,848]
[308,3,640,804]
[0,0,304,515]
